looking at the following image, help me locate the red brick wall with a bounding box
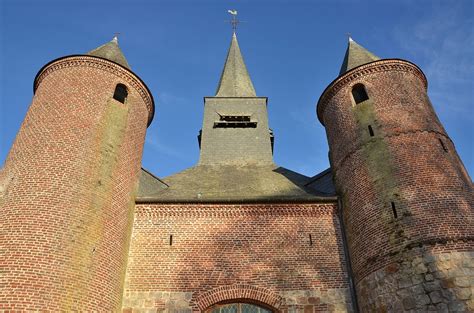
[123,203,353,312]
[318,59,473,307]
[0,56,152,311]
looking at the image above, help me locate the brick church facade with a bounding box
[0,32,473,312]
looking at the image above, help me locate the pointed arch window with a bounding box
[113,83,128,104]
[208,303,273,313]
[352,83,369,104]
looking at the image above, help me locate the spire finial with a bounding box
[112,32,121,43]
[227,9,239,33]
[346,32,353,42]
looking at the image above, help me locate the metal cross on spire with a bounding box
[227,9,239,32]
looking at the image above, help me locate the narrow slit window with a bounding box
[169,235,173,246]
[439,138,448,152]
[391,202,398,219]
[368,125,374,137]
[197,130,202,149]
[269,129,275,154]
[352,83,369,104]
[113,83,128,104]
[309,234,313,246]
[213,115,257,128]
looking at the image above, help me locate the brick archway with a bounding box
[196,285,284,312]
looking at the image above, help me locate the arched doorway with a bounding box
[207,302,273,313]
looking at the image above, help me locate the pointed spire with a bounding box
[215,32,256,97]
[87,36,130,69]
[339,37,380,75]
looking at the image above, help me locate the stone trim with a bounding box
[33,55,154,125]
[195,285,284,312]
[134,203,337,218]
[317,59,427,125]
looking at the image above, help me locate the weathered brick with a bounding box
[0,55,152,311]
[318,59,473,311]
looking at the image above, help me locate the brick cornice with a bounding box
[317,59,427,126]
[195,284,284,312]
[33,55,154,126]
[134,203,337,218]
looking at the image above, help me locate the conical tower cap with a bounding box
[339,37,380,75]
[87,36,130,69]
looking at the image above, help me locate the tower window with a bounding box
[269,129,275,154]
[214,115,257,128]
[352,83,369,104]
[113,83,128,104]
[197,130,202,149]
[391,202,398,219]
[368,125,374,137]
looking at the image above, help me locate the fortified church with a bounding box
[0,26,473,313]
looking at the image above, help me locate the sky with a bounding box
[1,0,473,179]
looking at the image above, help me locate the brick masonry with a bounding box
[318,59,474,310]
[0,56,151,311]
[122,203,353,312]
[1,41,473,313]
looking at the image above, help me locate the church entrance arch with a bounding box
[196,285,283,313]
[206,302,273,313]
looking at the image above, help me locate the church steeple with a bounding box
[215,32,256,97]
[198,32,273,165]
[87,36,130,69]
[339,37,380,75]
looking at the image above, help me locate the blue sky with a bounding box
[1,0,473,179]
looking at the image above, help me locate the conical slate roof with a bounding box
[339,37,380,75]
[87,36,130,69]
[215,32,256,97]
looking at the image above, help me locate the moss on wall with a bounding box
[352,100,409,250]
[62,98,129,310]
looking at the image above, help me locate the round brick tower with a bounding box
[0,37,154,311]
[317,38,473,311]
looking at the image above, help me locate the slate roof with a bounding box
[339,37,380,75]
[137,168,169,196]
[136,165,336,203]
[215,32,256,97]
[87,36,130,69]
[305,168,336,195]
[135,32,337,204]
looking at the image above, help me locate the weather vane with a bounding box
[226,9,240,32]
